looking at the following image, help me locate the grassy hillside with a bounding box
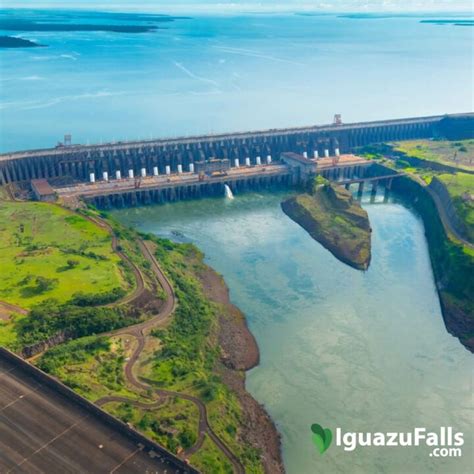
[0,201,126,308]
[392,139,474,172]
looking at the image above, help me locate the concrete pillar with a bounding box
[177,164,183,174]
[267,155,272,164]
[89,173,95,183]
[314,150,319,159]
[141,168,147,178]
[116,170,121,180]
[102,171,108,181]
[165,165,171,175]
[324,149,330,158]
[335,148,340,157]
[345,183,350,190]
[303,151,308,159]
[256,156,261,165]
[234,158,240,168]
[245,157,251,166]
[358,181,364,195]
[128,169,134,179]
[189,163,195,173]
[153,166,159,176]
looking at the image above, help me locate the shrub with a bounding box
[66,259,80,269]
[35,276,58,293]
[70,288,126,306]
[16,299,135,347]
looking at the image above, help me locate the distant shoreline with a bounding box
[0,23,159,34]
[0,36,45,48]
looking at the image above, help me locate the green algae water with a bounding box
[112,189,473,474]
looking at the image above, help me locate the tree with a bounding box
[35,276,58,293]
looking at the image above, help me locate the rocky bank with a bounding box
[199,266,285,474]
[281,180,372,271]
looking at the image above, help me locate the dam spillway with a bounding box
[53,154,396,209]
[1,113,473,186]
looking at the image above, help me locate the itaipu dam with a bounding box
[1,113,473,207]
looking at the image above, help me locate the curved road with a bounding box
[102,235,244,473]
[425,184,473,250]
[4,194,244,471]
[96,395,164,410]
[409,175,473,250]
[84,215,147,306]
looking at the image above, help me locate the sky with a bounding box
[1,1,472,13]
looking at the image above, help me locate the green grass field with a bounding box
[0,201,126,309]
[392,139,474,171]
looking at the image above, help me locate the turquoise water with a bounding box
[1,10,473,152]
[113,189,473,474]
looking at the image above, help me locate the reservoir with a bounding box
[112,188,473,473]
[1,12,472,152]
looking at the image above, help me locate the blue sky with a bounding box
[2,1,472,13]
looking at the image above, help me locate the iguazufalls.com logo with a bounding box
[311,424,464,458]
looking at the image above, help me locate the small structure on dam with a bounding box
[31,178,57,202]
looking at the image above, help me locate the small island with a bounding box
[282,177,372,270]
[0,36,44,48]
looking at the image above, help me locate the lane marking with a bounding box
[0,382,43,413]
[8,414,90,472]
[109,447,141,473]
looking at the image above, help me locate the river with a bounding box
[112,187,473,474]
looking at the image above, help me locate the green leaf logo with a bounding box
[311,424,333,454]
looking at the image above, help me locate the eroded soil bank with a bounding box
[200,265,285,474]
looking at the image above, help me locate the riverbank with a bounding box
[281,179,371,271]
[359,140,474,352]
[113,191,474,474]
[200,265,284,473]
[391,176,474,352]
[0,191,282,472]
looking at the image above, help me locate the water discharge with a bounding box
[113,188,473,474]
[224,184,234,200]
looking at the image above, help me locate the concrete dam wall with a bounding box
[1,113,472,185]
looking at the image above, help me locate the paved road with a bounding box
[0,352,186,474]
[84,215,146,306]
